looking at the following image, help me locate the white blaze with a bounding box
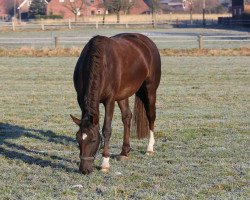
[82,133,87,140]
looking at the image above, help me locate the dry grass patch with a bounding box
[160,48,250,56]
[0,47,82,57]
[1,47,250,57]
[38,14,231,23]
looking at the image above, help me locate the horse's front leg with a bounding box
[101,99,115,172]
[117,99,132,160]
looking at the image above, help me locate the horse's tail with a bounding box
[132,94,149,139]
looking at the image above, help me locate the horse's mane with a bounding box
[83,36,106,120]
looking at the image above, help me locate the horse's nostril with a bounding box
[80,167,93,175]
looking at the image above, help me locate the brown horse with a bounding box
[71,33,161,174]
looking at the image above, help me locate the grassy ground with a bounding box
[0,56,249,199]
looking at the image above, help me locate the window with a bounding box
[91,10,95,15]
[90,0,94,3]
[59,0,64,2]
[233,9,237,15]
[239,8,242,15]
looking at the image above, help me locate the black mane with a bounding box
[82,36,107,121]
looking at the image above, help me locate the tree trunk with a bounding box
[102,8,107,25]
[75,13,77,22]
[190,7,193,25]
[116,12,120,23]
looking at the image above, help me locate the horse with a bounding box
[70,33,161,174]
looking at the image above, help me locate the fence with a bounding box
[0,19,220,31]
[0,35,249,50]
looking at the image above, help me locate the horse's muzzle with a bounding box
[79,161,93,174]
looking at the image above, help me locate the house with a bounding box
[0,0,8,20]
[0,0,153,20]
[0,0,49,20]
[47,0,105,19]
[47,0,149,18]
[232,0,250,18]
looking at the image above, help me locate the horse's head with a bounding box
[70,114,100,174]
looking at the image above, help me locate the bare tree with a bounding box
[102,0,135,23]
[144,0,161,21]
[98,0,110,24]
[63,0,87,21]
[123,0,136,15]
[191,0,220,13]
[186,0,194,24]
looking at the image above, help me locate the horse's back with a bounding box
[111,33,161,92]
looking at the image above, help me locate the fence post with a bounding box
[12,19,15,31]
[125,22,128,28]
[198,35,203,49]
[68,19,71,30]
[96,21,99,29]
[41,20,45,31]
[55,37,59,48]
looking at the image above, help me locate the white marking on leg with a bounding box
[101,157,110,169]
[147,130,155,153]
[82,133,87,140]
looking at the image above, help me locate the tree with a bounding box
[103,0,136,23]
[186,0,194,24]
[144,0,161,21]
[63,0,87,21]
[29,0,48,18]
[98,0,110,24]
[190,0,220,13]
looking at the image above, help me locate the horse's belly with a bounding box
[115,88,138,101]
[115,77,146,101]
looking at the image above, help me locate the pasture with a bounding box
[0,55,249,199]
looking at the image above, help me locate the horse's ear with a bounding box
[70,115,81,126]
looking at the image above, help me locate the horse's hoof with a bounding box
[146,151,154,156]
[101,167,109,173]
[117,155,129,161]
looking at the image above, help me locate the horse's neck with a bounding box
[83,68,101,119]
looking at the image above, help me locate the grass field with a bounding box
[0,56,249,199]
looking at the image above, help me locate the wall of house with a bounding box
[47,0,105,19]
[232,0,244,17]
[0,0,8,19]
[129,0,149,14]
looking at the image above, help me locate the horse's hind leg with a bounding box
[117,99,132,160]
[144,84,157,155]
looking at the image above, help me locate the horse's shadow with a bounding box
[0,123,78,173]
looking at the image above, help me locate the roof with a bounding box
[18,0,48,9]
